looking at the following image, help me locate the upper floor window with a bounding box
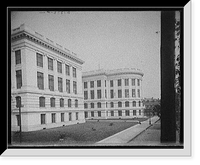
[75,99,78,108]
[60,98,64,107]
[50,97,55,107]
[137,79,140,86]
[48,75,54,91]
[15,50,21,65]
[73,67,76,78]
[125,89,129,98]
[73,81,77,94]
[66,79,70,93]
[118,101,122,108]
[84,82,87,89]
[97,102,101,108]
[97,80,101,87]
[110,102,114,108]
[16,70,22,89]
[97,89,101,99]
[84,103,88,109]
[132,89,136,97]
[57,61,62,73]
[125,79,129,86]
[132,79,135,86]
[110,89,114,98]
[110,80,113,87]
[39,96,45,107]
[137,89,140,98]
[58,77,63,92]
[90,81,94,88]
[65,64,70,76]
[90,90,95,99]
[48,57,53,70]
[36,53,43,67]
[37,72,44,90]
[91,103,94,108]
[133,101,136,107]
[125,101,129,107]
[118,79,121,86]
[68,99,71,107]
[84,91,88,100]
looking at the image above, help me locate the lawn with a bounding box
[11,118,148,146]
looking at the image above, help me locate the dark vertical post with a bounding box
[161,11,176,143]
[19,106,22,143]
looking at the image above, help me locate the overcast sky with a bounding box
[11,11,161,99]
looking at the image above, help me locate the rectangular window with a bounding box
[73,67,76,78]
[41,114,46,124]
[111,111,114,116]
[90,81,94,88]
[118,89,122,98]
[91,103,94,108]
[69,112,72,121]
[125,78,129,86]
[84,91,88,100]
[97,80,101,87]
[84,82,87,89]
[132,79,135,86]
[57,61,62,73]
[50,98,55,107]
[39,97,45,107]
[75,99,78,108]
[125,110,130,116]
[132,89,136,97]
[65,64,70,76]
[118,79,121,86]
[48,75,54,91]
[51,113,56,123]
[60,98,64,107]
[76,112,79,120]
[90,90,94,99]
[61,113,64,122]
[73,81,77,94]
[98,111,101,117]
[37,72,44,90]
[118,110,122,116]
[139,110,141,115]
[58,77,63,92]
[125,89,129,98]
[97,90,101,99]
[137,79,140,86]
[66,79,70,93]
[137,89,140,98]
[48,57,53,70]
[133,110,136,115]
[110,89,114,98]
[91,111,94,117]
[16,70,22,89]
[15,50,21,65]
[36,53,43,67]
[105,90,107,98]
[110,80,113,87]
[84,111,88,118]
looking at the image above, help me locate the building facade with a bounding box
[82,68,145,119]
[11,24,85,132]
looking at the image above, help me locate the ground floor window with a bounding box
[133,110,136,115]
[61,113,64,122]
[139,110,141,115]
[110,111,114,116]
[51,113,56,123]
[69,112,72,121]
[125,110,130,116]
[91,111,94,117]
[118,110,122,116]
[41,114,46,124]
[98,111,101,117]
[84,111,88,118]
[76,112,79,120]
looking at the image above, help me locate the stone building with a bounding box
[11,24,85,132]
[82,68,145,119]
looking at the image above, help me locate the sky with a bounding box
[11,11,161,99]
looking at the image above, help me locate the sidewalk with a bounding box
[96,116,160,145]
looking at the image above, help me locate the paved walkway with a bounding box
[96,116,160,145]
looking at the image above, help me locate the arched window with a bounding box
[50,97,55,107]
[125,101,129,107]
[110,102,114,108]
[75,99,78,108]
[84,103,88,109]
[60,98,64,107]
[118,101,122,107]
[97,102,101,108]
[132,101,136,107]
[68,99,71,107]
[39,96,45,107]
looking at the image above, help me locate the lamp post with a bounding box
[149,109,152,125]
[16,96,23,143]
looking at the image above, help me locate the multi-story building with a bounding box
[11,24,85,132]
[82,68,145,119]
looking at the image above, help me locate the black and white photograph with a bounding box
[3,3,192,157]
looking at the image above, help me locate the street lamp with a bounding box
[16,96,23,143]
[149,109,152,125]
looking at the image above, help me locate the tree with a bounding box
[153,104,161,118]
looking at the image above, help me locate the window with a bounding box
[15,50,21,65]
[66,79,70,93]
[61,113,64,122]
[68,99,71,107]
[97,80,101,87]
[50,97,55,107]
[110,80,113,87]
[118,110,122,116]
[90,90,94,99]
[90,81,94,88]
[51,113,56,123]
[57,61,62,73]
[84,91,88,100]
[125,101,129,107]
[133,110,136,115]
[48,75,54,91]
[16,70,22,89]
[60,98,64,107]
[133,101,136,107]
[97,102,101,108]
[91,111,94,117]
[118,79,121,86]
[138,101,141,107]
[118,89,122,98]
[98,111,101,117]
[137,89,140,98]
[110,102,114,108]
[118,101,122,108]
[125,89,129,98]
[36,53,43,67]
[37,72,44,90]
[111,111,114,116]
[84,111,88,118]
[125,79,129,86]
[73,67,76,78]
[75,99,78,108]
[39,97,45,107]
[16,115,20,126]
[41,114,46,124]
[132,79,135,86]
[73,81,77,94]
[65,64,70,76]
[48,57,53,70]
[91,103,94,108]
[76,112,79,120]
[97,90,101,99]
[132,89,136,97]
[69,112,72,121]
[84,103,88,109]
[58,77,63,92]
[125,110,130,116]
[137,79,140,86]
[139,110,141,115]
[105,80,106,87]
[110,89,114,98]
[84,82,87,89]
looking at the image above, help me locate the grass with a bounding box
[11,118,148,146]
